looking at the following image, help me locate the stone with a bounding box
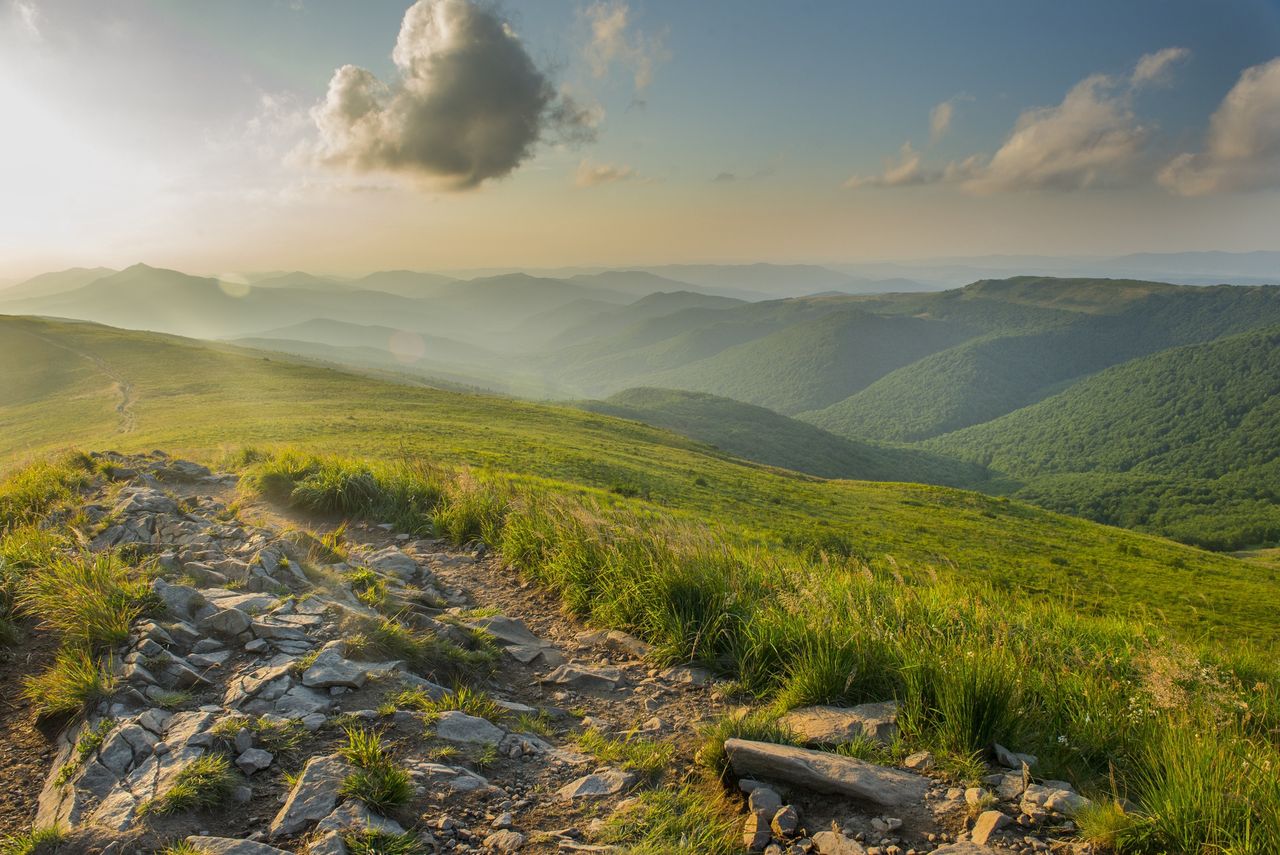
[743,812,772,852]
[268,753,353,838]
[434,710,506,746]
[557,769,638,800]
[154,578,210,621]
[902,751,935,771]
[771,805,800,837]
[994,743,1037,770]
[931,845,999,855]
[365,546,419,579]
[542,664,622,692]
[780,702,898,746]
[183,838,294,854]
[483,829,526,852]
[723,739,929,807]
[316,800,405,835]
[1022,783,1090,816]
[971,811,1011,846]
[301,642,374,689]
[811,831,869,855]
[983,771,1025,801]
[199,607,253,640]
[659,665,712,686]
[748,786,783,816]
[236,748,274,775]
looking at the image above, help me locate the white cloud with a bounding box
[575,159,636,187]
[10,0,41,39]
[308,0,595,190]
[1131,47,1190,87]
[1159,56,1280,196]
[929,100,954,142]
[846,50,1193,193]
[584,1,667,94]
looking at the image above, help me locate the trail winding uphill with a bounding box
[16,328,136,433]
[3,453,1091,854]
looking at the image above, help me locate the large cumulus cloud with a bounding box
[309,0,596,189]
[1159,57,1280,195]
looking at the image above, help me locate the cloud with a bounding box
[1159,56,1280,196]
[308,0,595,190]
[929,100,954,142]
[1131,47,1190,87]
[584,1,667,94]
[10,0,41,39]
[575,159,636,187]
[711,171,736,183]
[845,50,1191,193]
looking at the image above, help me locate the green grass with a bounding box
[392,684,505,722]
[17,550,152,651]
[575,728,673,778]
[597,783,742,854]
[22,646,117,718]
[141,754,238,815]
[0,826,66,855]
[342,830,428,855]
[337,727,414,813]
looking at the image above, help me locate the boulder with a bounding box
[542,664,621,692]
[434,711,505,746]
[971,810,1011,846]
[556,769,638,800]
[483,830,526,852]
[183,838,293,855]
[268,753,353,838]
[235,748,274,775]
[301,642,374,689]
[723,739,928,807]
[780,701,898,746]
[365,546,419,579]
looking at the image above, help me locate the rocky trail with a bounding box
[5,453,1094,854]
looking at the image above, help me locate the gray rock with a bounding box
[365,546,419,579]
[483,830,526,852]
[749,786,782,816]
[153,578,209,621]
[301,642,375,689]
[542,664,622,692]
[183,838,294,855]
[931,845,1000,855]
[434,710,505,746]
[811,831,869,855]
[659,664,712,686]
[771,804,800,837]
[780,702,899,747]
[723,739,929,807]
[743,812,772,852]
[557,769,637,800]
[316,800,405,835]
[268,753,353,838]
[994,742,1037,770]
[236,748,274,775]
[198,607,253,640]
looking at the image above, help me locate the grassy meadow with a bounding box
[3,314,1280,852]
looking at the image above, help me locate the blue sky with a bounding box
[1,0,1278,275]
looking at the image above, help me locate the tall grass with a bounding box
[0,453,93,530]
[237,449,1280,853]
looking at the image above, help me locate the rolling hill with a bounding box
[2,312,1276,645]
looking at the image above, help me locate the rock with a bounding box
[748,786,783,816]
[771,805,800,837]
[183,838,294,854]
[983,771,1026,801]
[931,845,999,855]
[268,753,353,838]
[434,711,505,746]
[902,751,934,771]
[971,811,1011,846]
[543,664,622,692]
[1022,783,1090,816]
[316,800,406,835]
[723,739,929,807]
[483,829,526,852]
[236,748,274,775]
[557,769,638,800]
[743,812,772,852]
[365,546,419,579]
[811,831,869,855]
[994,743,1037,770]
[780,702,898,747]
[199,607,253,640]
[301,642,375,689]
[154,578,210,621]
[659,665,712,686]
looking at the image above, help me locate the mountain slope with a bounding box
[581,387,987,486]
[930,325,1280,548]
[0,266,116,301]
[3,313,1275,643]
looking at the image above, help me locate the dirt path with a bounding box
[19,330,136,433]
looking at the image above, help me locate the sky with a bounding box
[1,0,1279,279]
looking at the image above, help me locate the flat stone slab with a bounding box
[557,768,638,800]
[184,838,293,855]
[723,738,929,807]
[269,753,353,839]
[780,701,899,746]
[542,663,621,691]
[434,710,505,746]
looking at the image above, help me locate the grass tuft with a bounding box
[141,754,238,815]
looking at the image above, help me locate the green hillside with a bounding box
[932,325,1280,549]
[2,314,1276,646]
[580,387,987,486]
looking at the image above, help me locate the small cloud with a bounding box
[929,100,954,142]
[1132,47,1190,88]
[583,1,668,94]
[575,159,636,187]
[711,171,737,183]
[1159,56,1280,195]
[307,0,595,191]
[844,141,935,189]
[11,0,41,39]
